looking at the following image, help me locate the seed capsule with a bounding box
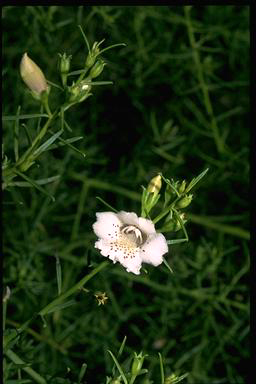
[176,194,193,208]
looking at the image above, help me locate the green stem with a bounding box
[153,196,180,224]
[39,261,108,316]
[5,349,47,384]
[42,97,52,117]
[187,213,250,240]
[129,375,137,384]
[76,65,90,84]
[16,112,57,168]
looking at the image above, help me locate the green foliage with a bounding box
[3,5,249,384]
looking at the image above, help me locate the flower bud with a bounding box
[109,379,122,384]
[164,374,177,384]
[20,53,48,96]
[178,180,186,194]
[89,59,106,79]
[147,174,162,195]
[85,41,101,68]
[58,52,72,74]
[176,194,193,208]
[131,352,146,376]
[162,212,186,232]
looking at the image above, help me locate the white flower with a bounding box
[20,53,48,95]
[93,211,168,275]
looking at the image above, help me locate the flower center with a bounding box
[121,225,144,246]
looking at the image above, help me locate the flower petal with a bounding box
[95,238,142,274]
[116,211,156,235]
[140,233,168,266]
[116,211,139,226]
[137,217,156,235]
[93,212,122,241]
[117,250,142,275]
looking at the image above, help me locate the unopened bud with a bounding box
[85,41,101,68]
[164,374,177,384]
[162,213,186,232]
[58,52,72,74]
[178,180,186,194]
[147,174,162,195]
[20,53,48,96]
[131,352,146,376]
[89,59,106,79]
[176,194,193,208]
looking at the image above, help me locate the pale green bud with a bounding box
[162,212,186,232]
[85,41,101,68]
[178,180,186,194]
[58,52,72,74]
[89,59,106,79]
[131,352,146,375]
[20,53,48,96]
[176,194,193,208]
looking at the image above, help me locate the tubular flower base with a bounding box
[93,211,168,275]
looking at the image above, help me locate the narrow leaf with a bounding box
[14,170,55,201]
[78,25,91,53]
[21,123,33,146]
[3,114,48,121]
[186,168,209,193]
[6,175,60,187]
[107,350,128,384]
[46,79,64,90]
[162,257,173,274]
[55,255,62,295]
[33,129,63,156]
[49,129,86,157]
[158,353,165,384]
[78,363,87,384]
[46,299,76,314]
[167,239,189,245]
[14,106,21,162]
[97,43,126,57]
[96,197,118,212]
[117,336,127,358]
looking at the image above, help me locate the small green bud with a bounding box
[85,53,95,68]
[20,53,48,97]
[164,374,176,384]
[89,59,106,79]
[162,212,186,232]
[131,352,146,376]
[147,174,162,195]
[85,41,101,68]
[58,52,72,74]
[178,180,186,194]
[176,194,193,208]
[58,53,72,87]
